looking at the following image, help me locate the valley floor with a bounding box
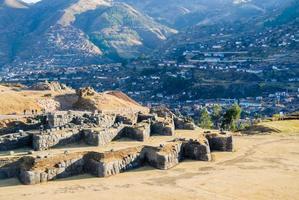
[0,134,299,200]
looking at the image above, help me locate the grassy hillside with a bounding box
[244,120,299,135]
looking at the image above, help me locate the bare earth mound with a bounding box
[73,88,148,114]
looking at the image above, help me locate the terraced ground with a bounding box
[0,129,298,200]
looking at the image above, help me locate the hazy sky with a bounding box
[22,0,41,3]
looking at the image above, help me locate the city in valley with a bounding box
[0,0,298,200]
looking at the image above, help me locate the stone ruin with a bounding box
[0,106,234,185]
[30,81,70,91]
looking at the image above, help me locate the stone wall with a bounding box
[84,147,144,177]
[137,114,156,123]
[19,153,85,185]
[95,114,116,128]
[47,111,111,128]
[47,111,75,128]
[150,106,174,118]
[174,117,196,130]
[0,157,23,179]
[0,132,32,151]
[115,113,138,125]
[83,125,124,146]
[9,134,233,185]
[151,119,175,136]
[32,128,82,151]
[182,139,211,161]
[121,122,151,141]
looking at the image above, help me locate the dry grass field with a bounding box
[244,120,299,135]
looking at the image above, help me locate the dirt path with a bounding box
[0,135,299,200]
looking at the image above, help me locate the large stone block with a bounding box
[174,117,196,130]
[84,147,144,177]
[19,153,85,185]
[205,133,233,152]
[183,139,211,161]
[151,121,174,136]
[83,126,124,146]
[122,122,151,141]
[144,143,183,170]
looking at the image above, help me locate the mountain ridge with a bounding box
[0,0,177,67]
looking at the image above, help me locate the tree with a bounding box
[199,108,213,129]
[222,104,242,131]
[211,104,222,129]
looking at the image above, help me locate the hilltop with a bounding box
[0,82,147,115]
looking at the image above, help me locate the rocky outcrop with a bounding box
[205,132,233,152]
[77,87,97,98]
[32,128,82,151]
